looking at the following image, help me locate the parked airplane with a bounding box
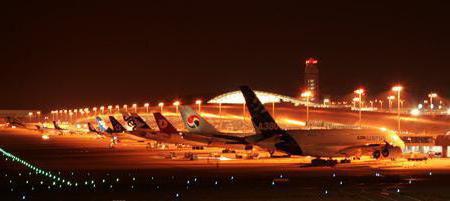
[239,85,404,165]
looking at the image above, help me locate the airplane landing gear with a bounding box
[373,150,381,159]
[222,149,236,153]
[311,158,338,167]
[340,159,351,164]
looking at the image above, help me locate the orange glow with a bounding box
[301,91,313,98]
[173,101,180,106]
[305,58,318,64]
[392,85,403,92]
[354,88,364,95]
[281,118,306,126]
[41,134,50,140]
[428,93,437,98]
[195,99,202,105]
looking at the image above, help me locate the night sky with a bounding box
[1,1,449,111]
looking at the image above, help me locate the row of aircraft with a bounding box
[86,86,404,166]
[4,116,72,134]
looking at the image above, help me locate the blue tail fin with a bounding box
[95,117,108,132]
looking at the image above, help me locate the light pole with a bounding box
[242,103,246,121]
[115,105,120,113]
[392,85,403,133]
[195,99,202,113]
[132,104,137,113]
[173,101,180,113]
[428,93,437,111]
[69,111,73,122]
[379,100,383,111]
[301,91,313,126]
[218,103,222,129]
[354,88,364,128]
[272,101,276,118]
[84,108,90,117]
[144,103,149,113]
[63,110,68,122]
[158,102,164,113]
[100,106,105,114]
[36,111,41,122]
[352,97,358,108]
[123,104,128,112]
[59,110,63,121]
[93,107,98,115]
[28,112,33,122]
[387,96,395,112]
[108,105,113,114]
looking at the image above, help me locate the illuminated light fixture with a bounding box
[428,93,437,98]
[392,85,403,92]
[410,109,420,116]
[173,101,180,106]
[301,90,313,98]
[305,58,318,64]
[354,88,364,95]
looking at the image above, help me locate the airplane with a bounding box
[239,85,405,165]
[178,106,253,150]
[87,116,126,145]
[4,116,28,128]
[5,117,69,134]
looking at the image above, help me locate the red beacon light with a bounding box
[305,58,318,64]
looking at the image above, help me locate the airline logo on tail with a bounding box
[153,112,178,134]
[109,116,126,133]
[122,113,151,130]
[95,117,108,132]
[186,115,200,128]
[157,119,168,129]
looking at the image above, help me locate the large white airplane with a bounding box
[239,86,405,165]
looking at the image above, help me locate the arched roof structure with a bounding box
[208,90,304,105]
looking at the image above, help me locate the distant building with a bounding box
[304,58,319,102]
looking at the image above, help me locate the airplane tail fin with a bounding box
[240,85,303,155]
[179,106,219,134]
[109,116,126,133]
[87,122,99,133]
[239,86,284,136]
[153,112,178,134]
[53,121,62,130]
[95,117,108,132]
[122,113,152,130]
[6,117,26,128]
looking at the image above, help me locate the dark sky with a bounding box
[1,1,449,111]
